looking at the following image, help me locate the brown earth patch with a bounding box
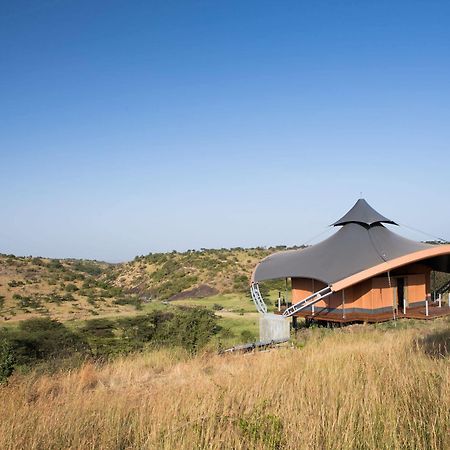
[168,284,219,301]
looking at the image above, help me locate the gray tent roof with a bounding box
[253,199,449,285]
[332,198,397,226]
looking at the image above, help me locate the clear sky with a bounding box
[1,0,450,261]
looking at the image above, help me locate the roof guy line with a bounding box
[398,222,449,244]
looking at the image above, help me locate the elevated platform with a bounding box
[279,302,450,324]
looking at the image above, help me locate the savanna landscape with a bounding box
[3,1,450,449]
[0,248,288,346]
[0,249,449,449]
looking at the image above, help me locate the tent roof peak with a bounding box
[331,198,397,227]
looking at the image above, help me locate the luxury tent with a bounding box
[251,199,450,324]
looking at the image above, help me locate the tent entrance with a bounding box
[396,277,406,310]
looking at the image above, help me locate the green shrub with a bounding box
[31,257,44,266]
[81,319,116,338]
[101,286,123,298]
[116,315,159,342]
[47,259,63,271]
[65,283,78,292]
[1,318,88,366]
[219,327,235,339]
[113,296,142,310]
[63,273,77,282]
[241,329,256,342]
[0,338,15,383]
[13,294,42,310]
[166,308,218,353]
[45,293,74,304]
[72,261,103,276]
[117,308,218,353]
[233,274,249,292]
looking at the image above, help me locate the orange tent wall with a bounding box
[291,263,432,317]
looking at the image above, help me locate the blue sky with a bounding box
[1,0,450,261]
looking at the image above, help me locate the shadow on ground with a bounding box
[417,328,450,358]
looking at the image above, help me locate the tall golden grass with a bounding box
[0,321,448,449]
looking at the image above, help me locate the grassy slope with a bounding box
[0,248,290,346]
[0,248,287,318]
[0,255,136,322]
[111,247,286,298]
[0,318,448,449]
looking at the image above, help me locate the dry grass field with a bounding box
[1,319,448,450]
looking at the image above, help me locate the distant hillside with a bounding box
[111,246,300,300]
[0,255,132,322]
[0,246,298,322]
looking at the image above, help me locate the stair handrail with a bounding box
[282,286,333,317]
[250,282,268,314]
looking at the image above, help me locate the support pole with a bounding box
[425,300,429,317]
[433,272,436,301]
[277,291,281,312]
[387,271,395,320]
[285,278,288,306]
[438,293,442,308]
[342,289,345,319]
[404,280,407,315]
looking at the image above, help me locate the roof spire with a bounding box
[332,198,397,227]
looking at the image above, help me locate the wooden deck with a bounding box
[280,302,450,324]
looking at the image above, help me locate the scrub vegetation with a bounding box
[1,249,449,448]
[114,246,296,300]
[0,248,292,323]
[0,249,285,360]
[0,318,448,449]
[0,308,220,381]
[0,254,137,322]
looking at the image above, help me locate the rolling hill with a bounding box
[0,246,296,323]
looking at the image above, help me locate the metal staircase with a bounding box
[250,283,268,314]
[282,286,333,317]
[250,282,333,317]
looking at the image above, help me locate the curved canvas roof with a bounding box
[252,199,450,288]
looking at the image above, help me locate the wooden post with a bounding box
[433,272,436,301]
[342,289,345,319]
[425,300,429,317]
[404,278,407,315]
[285,278,288,306]
[438,293,442,308]
[387,271,396,321]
